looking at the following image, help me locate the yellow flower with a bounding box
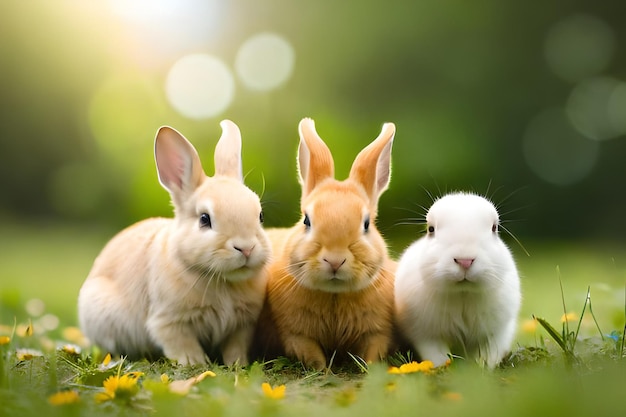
[16,322,34,337]
[0,336,10,345]
[94,391,115,404]
[48,390,80,405]
[97,353,119,371]
[521,318,538,333]
[95,374,141,403]
[261,382,286,400]
[168,370,216,395]
[561,312,578,323]
[62,326,89,347]
[334,388,356,406]
[60,344,81,355]
[388,360,435,374]
[102,353,112,366]
[16,348,43,361]
[196,370,216,380]
[442,391,463,401]
[25,320,34,337]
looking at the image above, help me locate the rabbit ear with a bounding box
[349,122,395,203]
[214,120,243,181]
[297,118,335,197]
[154,126,205,197]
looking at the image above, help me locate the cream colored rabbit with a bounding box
[394,192,521,368]
[257,118,397,369]
[78,121,270,366]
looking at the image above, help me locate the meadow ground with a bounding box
[1,221,625,416]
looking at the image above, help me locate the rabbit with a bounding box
[394,192,521,368]
[256,118,397,370]
[78,120,271,366]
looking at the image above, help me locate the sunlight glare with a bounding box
[109,0,182,22]
[107,0,223,63]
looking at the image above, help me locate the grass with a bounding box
[1,222,626,416]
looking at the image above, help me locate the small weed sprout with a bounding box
[533,269,611,364]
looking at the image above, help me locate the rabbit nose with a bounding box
[454,258,475,270]
[234,245,254,258]
[324,257,346,273]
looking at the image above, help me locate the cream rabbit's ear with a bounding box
[154,126,205,198]
[349,122,395,204]
[297,118,335,198]
[213,119,243,181]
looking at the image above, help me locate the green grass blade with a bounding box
[534,315,567,352]
[347,353,369,374]
[557,269,569,340]
[573,286,590,342]
[585,287,605,341]
[621,285,626,357]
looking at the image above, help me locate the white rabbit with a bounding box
[78,121,270,366]
[394,192,521,368]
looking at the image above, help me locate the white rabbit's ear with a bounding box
[154,126,205,197]
[349,122,395,203]
[214,120,243,181]
[297,118,335,198]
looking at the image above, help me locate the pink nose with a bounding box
[234,246,254,258]
[454,258,474,270]
[324,257,346,273]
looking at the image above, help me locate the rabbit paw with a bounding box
[162,341,208,365]
[415,340,451,367]
[284,335,326,370]
[221,327,253,367]
[360,333,391,363]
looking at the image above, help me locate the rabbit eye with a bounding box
[427,225,435,235]
[363,215,370,232]
[259,211,264,224]
[492,223,498,233]
[303,213,311,229]
[199,213,212,229]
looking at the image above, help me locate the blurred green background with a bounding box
[1,1,625,335]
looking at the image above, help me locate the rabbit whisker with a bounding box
[499,224,530,257]
[393,205,427,216]
[394,220,426,227]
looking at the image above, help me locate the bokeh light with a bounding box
[566,77,626,141]
[165,53,235,119]
[235,32,295,91]
[544,14,615,83]
[607,82,626,137]
[522,108,599,186]
[25,299,45,317]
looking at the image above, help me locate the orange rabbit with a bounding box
[258,118,397,369]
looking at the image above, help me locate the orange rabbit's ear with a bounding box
[349,122,395,204]
[297,118,335,198]
[154,126,205,201]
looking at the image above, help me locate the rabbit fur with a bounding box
[78,121,270,366]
